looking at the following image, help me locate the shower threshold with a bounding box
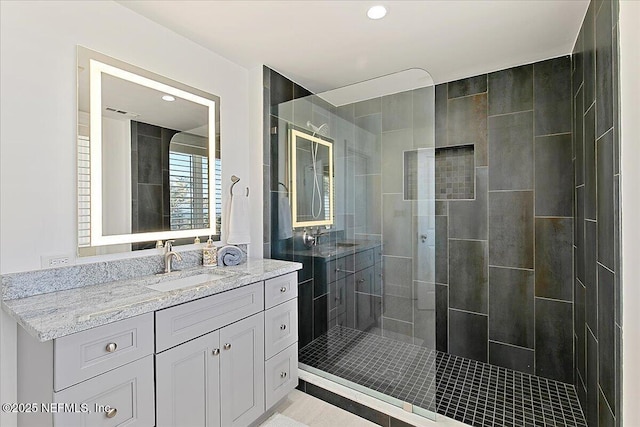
[299,326,586,427]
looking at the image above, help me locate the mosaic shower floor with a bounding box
[299,326,587,427]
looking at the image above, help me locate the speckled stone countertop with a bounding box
[2,258,301,342]
[284,240,381,261]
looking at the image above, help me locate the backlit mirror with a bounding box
[289,128,334,227]
[77,46,221,255]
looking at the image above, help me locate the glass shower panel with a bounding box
[270,70,436,421]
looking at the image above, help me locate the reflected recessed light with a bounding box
[367,5,387,20]
[162,95,175,102]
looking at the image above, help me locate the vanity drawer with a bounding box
[265,272,298,309]
[156,282,263,352]
[264,298,298,359]
[54,313,154,391]
[265,343,298,409]
[53,355,155,427]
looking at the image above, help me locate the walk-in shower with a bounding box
[263,59,597,426]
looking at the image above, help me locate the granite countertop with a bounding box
[2,258,301,342]
[285,240,381,261]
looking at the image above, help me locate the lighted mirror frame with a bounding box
[86,55,218,246]
[289,129,334,228]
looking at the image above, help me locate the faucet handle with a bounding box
[165,240,176,251]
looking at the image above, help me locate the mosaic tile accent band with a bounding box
[435,145,475,199]
[299,326,586,427]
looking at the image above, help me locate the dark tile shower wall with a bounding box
[572,1,621,426]
[434,57,575,384]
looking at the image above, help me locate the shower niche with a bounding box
[403,145,476,202]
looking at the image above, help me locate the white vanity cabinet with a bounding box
[15,270,299,427]
[156,313,265,427]
[17,313,155,427]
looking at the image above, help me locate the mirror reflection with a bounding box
[290,128,334,227]
[77,47,221,255]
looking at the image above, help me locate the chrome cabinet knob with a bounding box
[224,343,231,350]
[280,372,287,378]
[106,408,117,418]
[280,324,287,330]
[105,343,117,353]
[358,279,365,284]
[212,348,220,356]
[280,286,287,293]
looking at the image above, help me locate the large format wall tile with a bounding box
[535,218,573,301]
[583,1,596,110]
[489,341,535,374]
[436,284,448,352]
[381,129,413,193]
[448,167,488,240]
[598,265,616,413]
[576,186,585,283]
[535,298,573,383]
[575,279,586,380]
[489,191,534,269]
[447,94,487,166]
[381,91,413,132]
[575,86,585,185]
[488,112,534,191]
[595,0,614,138]
[435,84,447,147]
[488,267,534,348]
[488,65,533,116]
[534,56,571,136]
[584,101,597,221]
[448,75,487,99]
[535,134,573,217]
[449,239,488,314]
[597,130,615,270]
[586,329,598,427]
[585,220,598,337]
[435,215,448,285]
[382,194,412,258]
[354,175,381,234]
[449,310,488,362]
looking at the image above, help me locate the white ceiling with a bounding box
[118,0,589,93]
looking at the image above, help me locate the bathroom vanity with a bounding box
[2,258,301,427]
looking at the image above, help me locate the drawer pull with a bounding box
[358,279,365,284]
[280,286,287,293]
[224,343,232,350]
[212,348,220,356]
[106,407,117,418]
[105,343,117,353]
[280,324,287,330]
[280,372,287,378]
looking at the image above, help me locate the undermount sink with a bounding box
[146,271,228,292]
[336,242,359,247]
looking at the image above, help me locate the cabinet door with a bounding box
[220,313,265,427]
[156,331,221,427]
[53,356,154,427]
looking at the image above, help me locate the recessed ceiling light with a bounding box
[367,5,387,20]
[162,95,175,102]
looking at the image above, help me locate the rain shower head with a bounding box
[307,121,329,137]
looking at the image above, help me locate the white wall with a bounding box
[0,2,256,425]
[620,0,640,423]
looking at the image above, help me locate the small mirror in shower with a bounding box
[289,128,334,228]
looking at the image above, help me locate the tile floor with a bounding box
[299,326,587,427]
[264,389,377,427]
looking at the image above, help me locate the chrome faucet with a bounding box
[164,240,183,273]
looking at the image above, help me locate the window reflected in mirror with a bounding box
[77,46,221,256]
